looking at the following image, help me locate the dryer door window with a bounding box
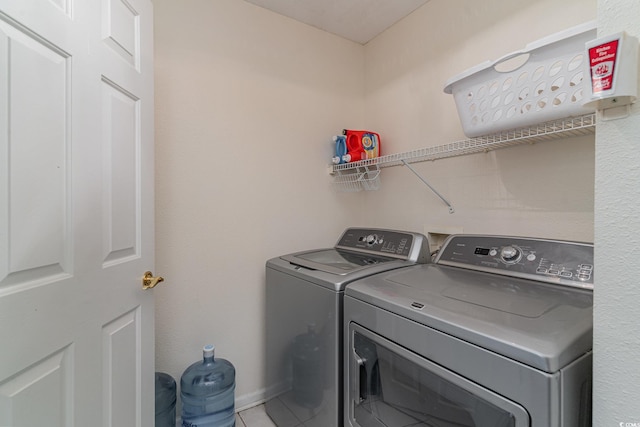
[347,325,530,427]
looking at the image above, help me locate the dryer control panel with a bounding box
[436,235,594,290]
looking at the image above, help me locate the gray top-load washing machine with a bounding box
[265,228,429,427]
[344,234,593,427]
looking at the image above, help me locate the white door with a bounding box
[0,0,156,425]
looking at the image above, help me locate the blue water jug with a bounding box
[180,345,236,427]
[155,372,177,427]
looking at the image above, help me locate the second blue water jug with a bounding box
[180,345,235,427]
[155,372,177,427]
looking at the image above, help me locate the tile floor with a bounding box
[235,404,277,427]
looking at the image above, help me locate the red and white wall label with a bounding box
[588,39,619,94]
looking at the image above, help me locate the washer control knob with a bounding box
[500,246,521,263]
[366,234,376,245]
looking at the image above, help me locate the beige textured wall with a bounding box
[593,0,640,423]
[360,0,596,241]
[153,0,365,408]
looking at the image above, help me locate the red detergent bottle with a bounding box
[342,129,381,162]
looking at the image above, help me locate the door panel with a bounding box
[0,15,70,289]
[103,0,139,68]
[0,346,72,427]
[102,76,140,266]
[0,0,155,425]
[103,308,141,426]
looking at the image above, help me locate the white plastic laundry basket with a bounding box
[444,21,597,138]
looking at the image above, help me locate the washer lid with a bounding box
[346,263,593,373]
[282,248,398,276]
[268,251,416,292]
[272,227,429,278]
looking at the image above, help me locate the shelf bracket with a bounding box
[401,160,455,214]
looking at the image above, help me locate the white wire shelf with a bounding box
[331,165,381,192]
[331,114,596,174]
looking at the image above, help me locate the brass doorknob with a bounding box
[142,271,164,290]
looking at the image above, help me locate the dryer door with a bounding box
[347,324,530,427]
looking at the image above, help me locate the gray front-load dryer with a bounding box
[344,234,594,427]
[265,228,429,427]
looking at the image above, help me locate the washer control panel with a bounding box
[436,235,594,289]
[336,228,428,262]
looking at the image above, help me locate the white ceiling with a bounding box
[243,0,430,45]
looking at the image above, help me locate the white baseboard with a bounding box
[235,380,290,412]
[235,387,269,412]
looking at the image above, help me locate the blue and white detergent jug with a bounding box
[331,135,347,164]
